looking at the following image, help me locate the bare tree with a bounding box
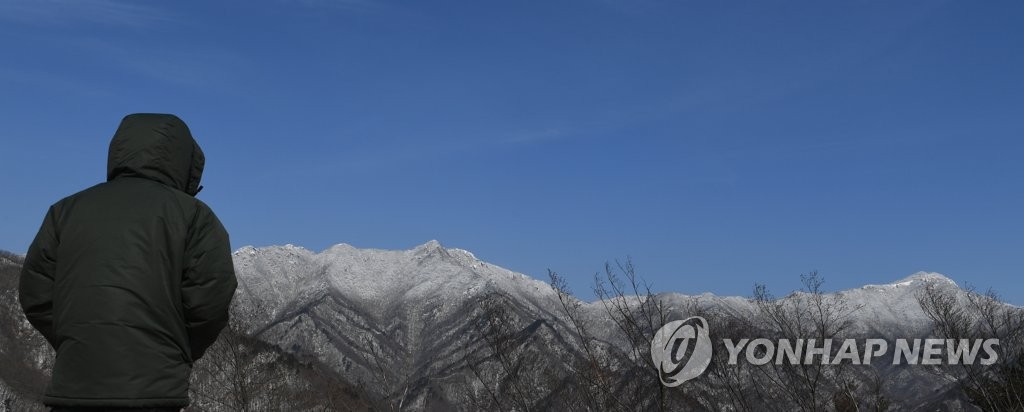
[917,282,1024,410]
[750,271,863,411]
[187,328,307,411]
[187,294,316,411]
[460,291,554,412]
[349,332,414,411]
[553,259,739,411]
[299,360,374,412]
[690,306,760,412]
[548,270,632,412]
[590,259,725,411]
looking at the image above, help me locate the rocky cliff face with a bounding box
[229,241,578,409]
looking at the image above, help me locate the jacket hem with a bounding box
[44,395,189,408]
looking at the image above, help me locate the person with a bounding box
[18,113,238,411]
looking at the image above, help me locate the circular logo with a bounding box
[650,316,713,387]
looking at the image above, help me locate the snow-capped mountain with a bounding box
[1,241,1015,411]
[233,240,955,338]
[228,240,576,408]
[226,241,999,410]
[232,240,558,325]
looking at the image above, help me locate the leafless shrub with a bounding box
[750,271,863,411]
[548,270,632,412]
[460,291,559,412]
[591,259,671,411]
[916,282,1024,410]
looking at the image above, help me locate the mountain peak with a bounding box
[860,272,957,290]
[413,239,450,259]
[416,239,443,250]
[893,271,956,286]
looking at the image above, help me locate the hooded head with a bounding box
[107,113,206,196]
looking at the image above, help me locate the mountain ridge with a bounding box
[1,241,1009,410]
[0,243,974,301]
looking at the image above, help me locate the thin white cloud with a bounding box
[0,0,174,27]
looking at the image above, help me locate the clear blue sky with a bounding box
[1,0,1021,303]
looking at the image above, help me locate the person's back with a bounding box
[19,113,238,410]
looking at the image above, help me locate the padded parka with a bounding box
[19,113,237,408]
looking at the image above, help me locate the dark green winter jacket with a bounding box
[19,113,237,408]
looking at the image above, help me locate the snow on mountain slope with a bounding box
[228,240,575,393]
[841,271,963,336]
[232,240,558,324]
[0,242,1002,410]
[232,241,969,341]
[575,271,963,344]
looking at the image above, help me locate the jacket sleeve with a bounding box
[19,205,59,348]
[182,204,237,361]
